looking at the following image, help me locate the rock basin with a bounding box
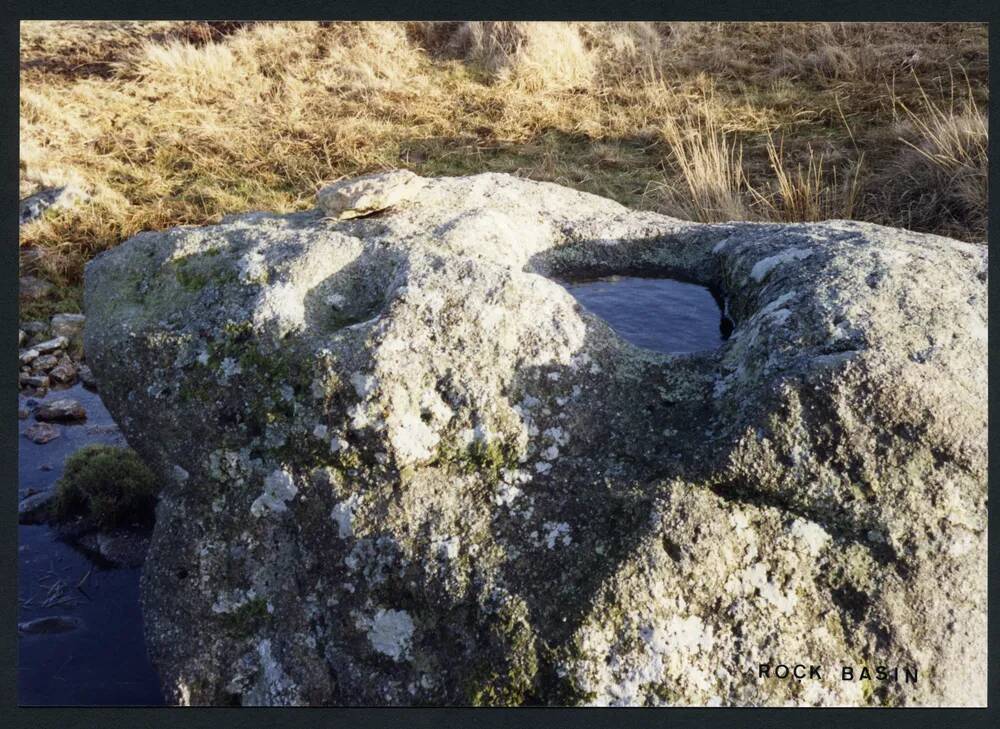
[82,172,987,706]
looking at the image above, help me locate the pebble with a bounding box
[20,374,50,389]
[32,354,59,371]
[35,398,87,423]
[33,336,68,354]
[18,490,54,523]
[18,407,29,420]
[19,329,25,347]
[49,363,77,384]
[19,349,39,365]
[25,422,61,444]
[18,616,84,635]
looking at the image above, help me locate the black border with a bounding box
[3,2,997,728]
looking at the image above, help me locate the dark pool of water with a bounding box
[18,384,164,706]
[563,276,731,354]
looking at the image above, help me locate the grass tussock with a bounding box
[19,21,988,314]
[53,444,160,529]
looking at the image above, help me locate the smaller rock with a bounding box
[19,349,39,365]
[20,374,50,389]
[19,329,26,347]
[18,407,29,420]
[19,276,54,301]
[49,363,77,384]
[32,354,59,372]
[25,422,60,444]
[77,364,98,390]
[50,313,86,347]
[18,490,54,524]
[317,169,425,220]
[35,398,87,422]
[18,616,84,635]
[19,185,87,225]
[33,336,68,354]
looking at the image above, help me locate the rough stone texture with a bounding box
[25,422,61,444]
[317,170,426,220]
[84,172,987,707]
[35,397,87,423]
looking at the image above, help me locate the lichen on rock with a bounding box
[84,172,987,706]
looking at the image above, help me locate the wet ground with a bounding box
[563,276,731,354]
[18,384,164,705]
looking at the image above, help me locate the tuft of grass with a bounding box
[53,444,160,529]
[651,110,751,223]
[870,73,987,240]
[751,135,864,222]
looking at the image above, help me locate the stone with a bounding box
[19,349,39,365]
[35,398,87,422]
[317,169,426,220]
[18,616,84,634]
[84,172,986,707]
[32,354,59,372]
[19,329,25,347]
[50,313,86,348]
[77,364,98,390]
[20,374,50,389]
[18,490,54,524]
[19,184,87,225]
[19,275,53,301]
[49,362,77,384]
[33,335,68,354]
[25,422,60,444]
[18,407,29,420]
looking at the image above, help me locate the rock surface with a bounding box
[317,170,426,220]
[84,172,987,707]
[25,422,61,445]
[35,398,87,423]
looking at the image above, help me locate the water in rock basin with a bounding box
[18,384,163,706]
[562,276,732,354]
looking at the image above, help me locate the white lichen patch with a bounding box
[750,247,813,282]
[387,412,439,465]
[331,494,363,539]
[350,371,376,397]
[789,518,831,556]
[494,482,523,507]
[250,469,299,517]
[541,521,572,548]
[363,608,415,662]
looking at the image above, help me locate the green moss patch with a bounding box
[53,444,160,529]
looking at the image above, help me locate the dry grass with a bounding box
[19,21,988,317]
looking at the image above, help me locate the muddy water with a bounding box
[562,276,731,354]
[18,384,164,705]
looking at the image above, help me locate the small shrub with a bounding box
[53,444,160,529]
